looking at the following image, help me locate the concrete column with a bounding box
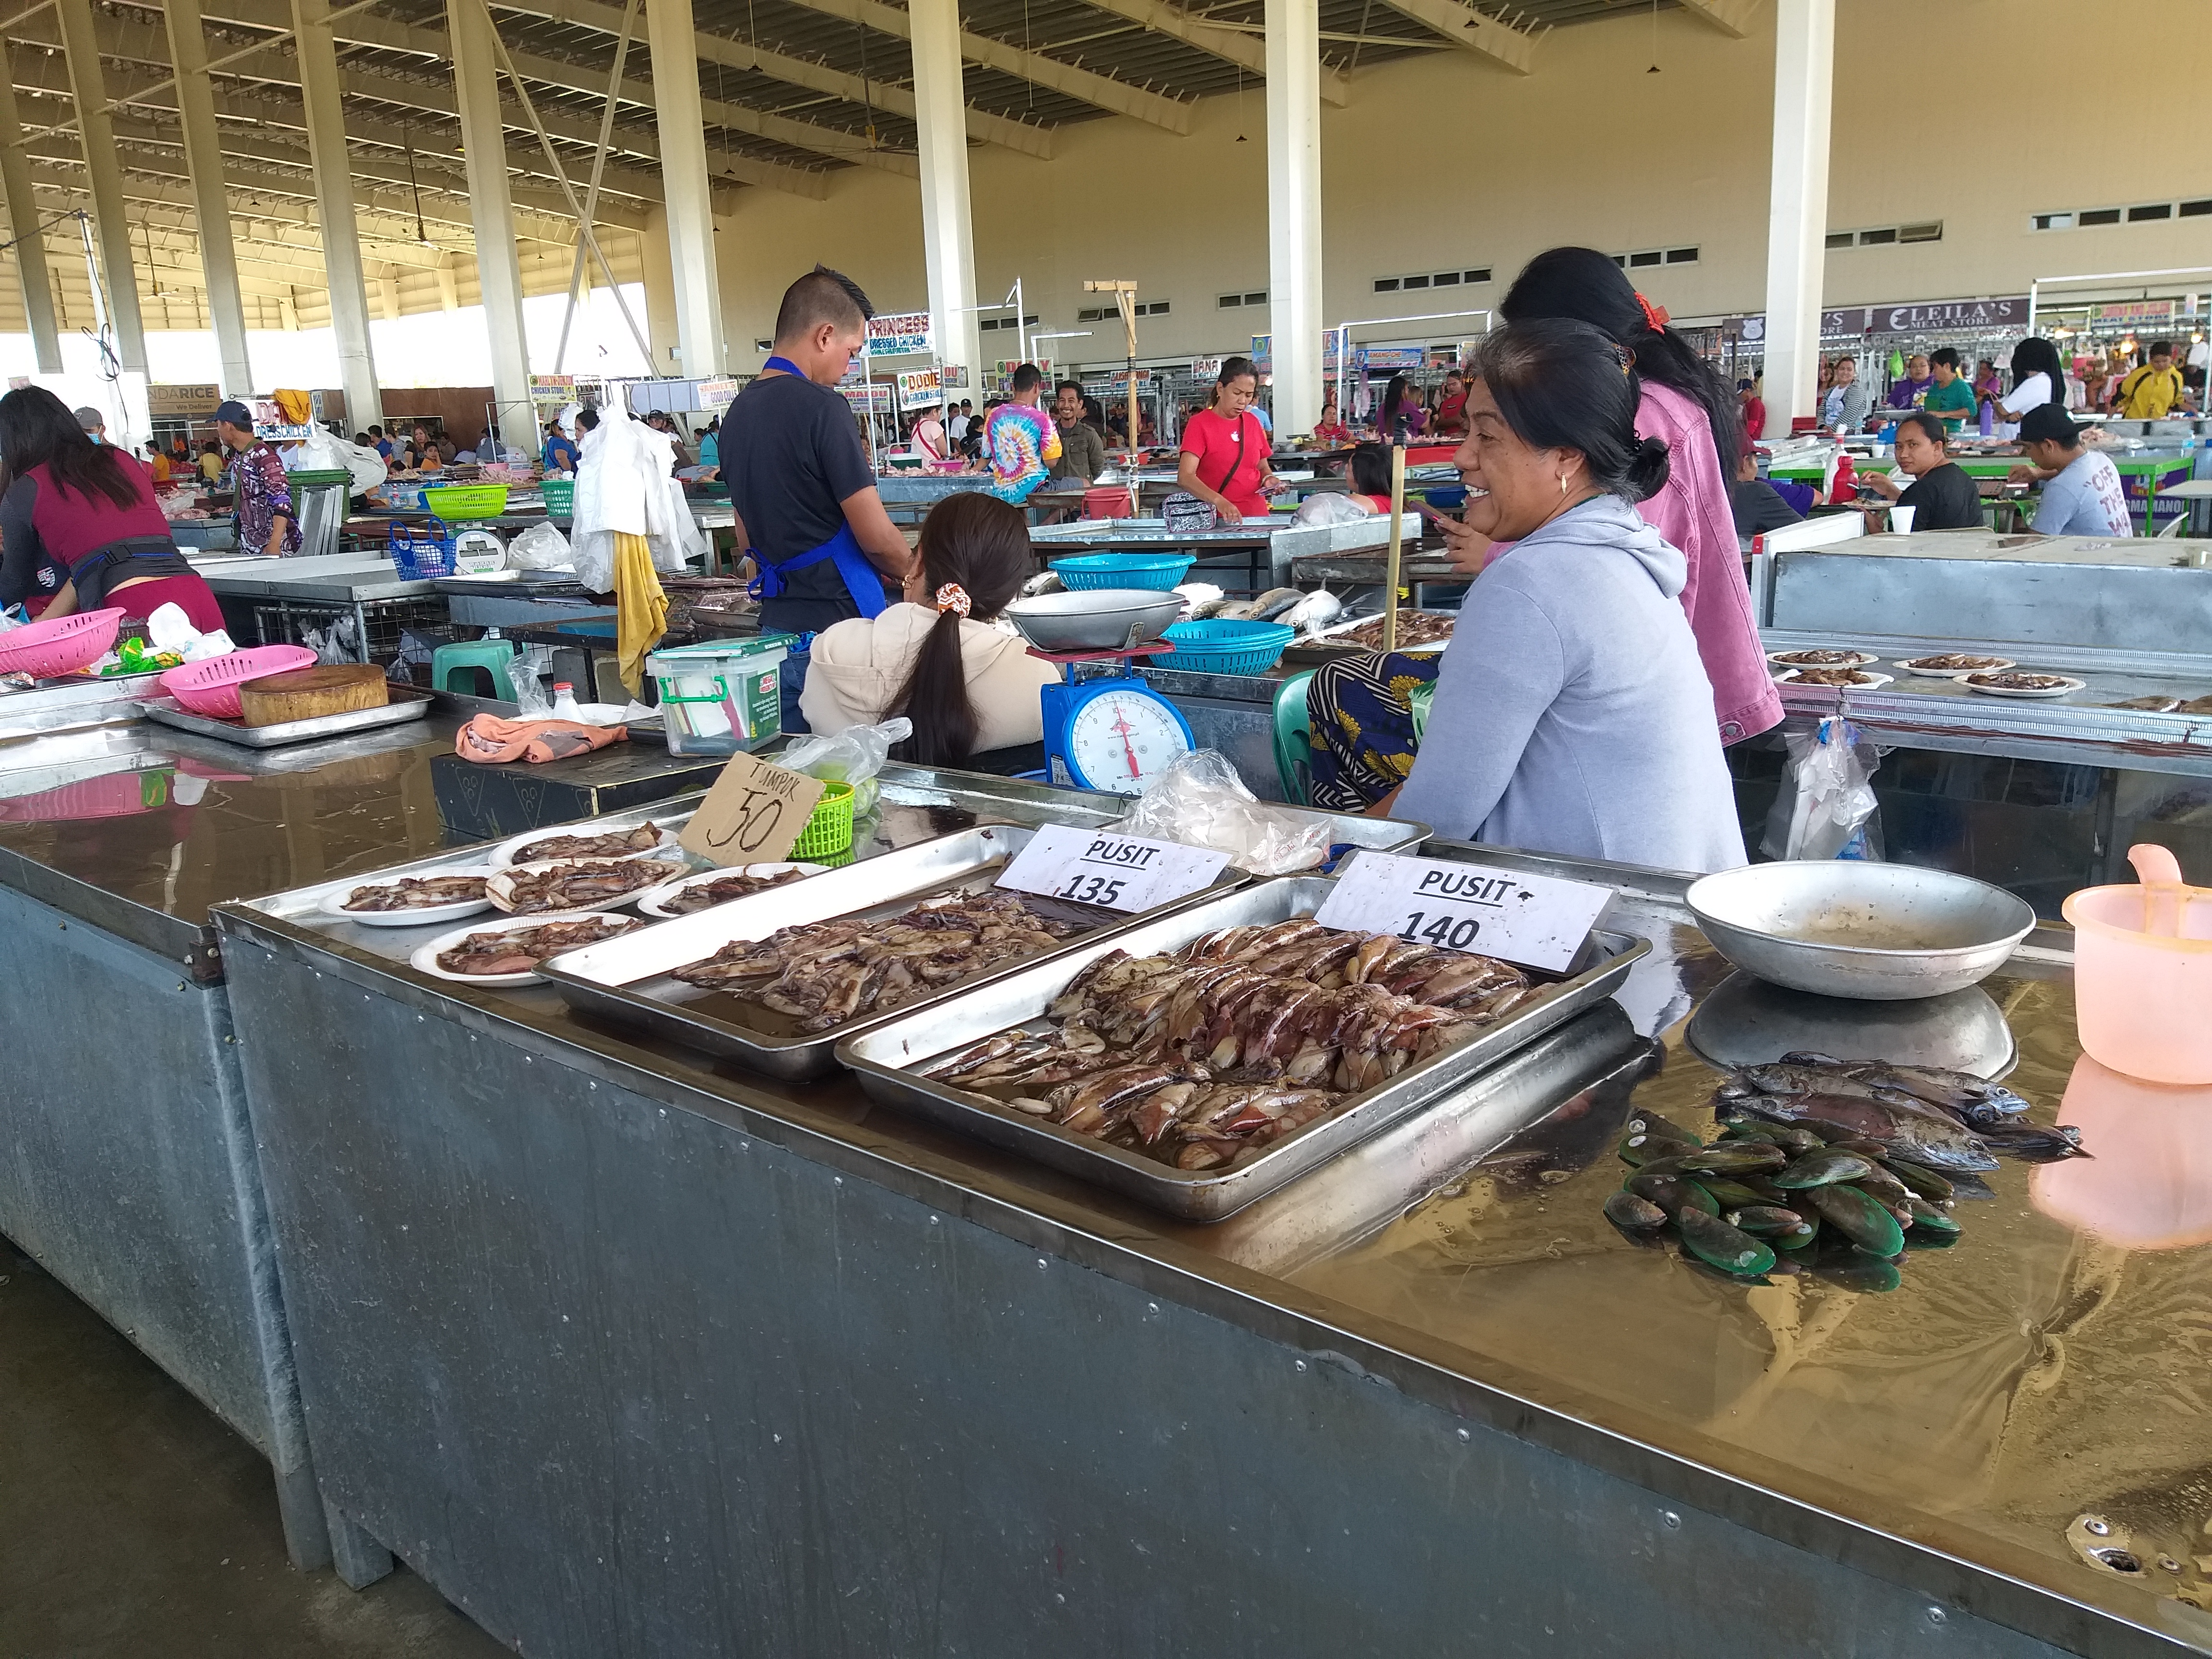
[435,259,460,313]
[292,0,382,429]
[54,0,147,373]
[163,0,254,394]
[645,0,724,376]
[1760,0,1832,438]
[448,0,533,427]
[0,37,61,372]
[1263,0,1323,437]
[640,208,679,370]
[909,0,980,384]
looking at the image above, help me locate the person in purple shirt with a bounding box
[1886,352,1933,410]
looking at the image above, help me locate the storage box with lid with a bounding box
[646,635,797,755]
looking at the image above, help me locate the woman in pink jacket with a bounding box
[1438,248,1782,746]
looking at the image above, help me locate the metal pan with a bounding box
[540,825,1245,1082]
[139,686,433,747]
[837,876,1650,1220]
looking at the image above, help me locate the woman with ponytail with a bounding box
[1474,246,1779,747]
[1311,318,1743,873]
[799,491,1058,766]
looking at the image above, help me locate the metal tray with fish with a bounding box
[837,877,1648,1220]
[540,825,1246,1081]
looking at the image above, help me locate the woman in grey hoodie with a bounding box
[1384,318,1746,875]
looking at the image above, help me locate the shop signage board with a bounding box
[1314,851,1614,974]
[1732,296,2031,344]
[867,312,933,355]
[148,382,222,417]
[940,364,970,389]
[996,824,1229,914]
[680,751,826,867]
[1358,346,1425,372]
[2093,300,2174,325]
[1190,355,1223,380]
[697,377,744,409]
[839,382,893,414]
[897,369,942,411]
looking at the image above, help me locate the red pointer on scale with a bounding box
[1110,703,1142,779]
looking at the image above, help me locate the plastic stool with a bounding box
[432,638,518,701]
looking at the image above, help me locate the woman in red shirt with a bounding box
[0,386,225,633]
[1176,356,1279,522]
[1431,371,1470,437]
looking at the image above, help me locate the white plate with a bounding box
[1960,673,2087,699]
[1767,649,1878,669]
[636,862,830,919]
[321,864,498,928]
[1773,669,1894,690]
[489,822,683,869]
[1893,655,2016,678]
[487,854,687,919]
[410,912,645,987]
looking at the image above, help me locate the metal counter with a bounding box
[210,808,2209,1657]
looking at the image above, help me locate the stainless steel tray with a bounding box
[540,824,1245,1082]
[836,876,1650,1221]
[141,685,433,747]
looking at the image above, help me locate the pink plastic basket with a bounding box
[159,644,319,719]
[0,607,125,678]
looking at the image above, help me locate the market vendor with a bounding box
[1048,381,1106,483]
[1884,353,1933,410]
[1821,356,1873,430]
[1431,371,1471,437]
[1177,356,1278,523]
[1863,412,1983,530]
[908,400,950,466]
[717,264,914,726]
[542,419,580,474]
[1922,348,1977,432]
[0,386,225,632]
[981,365,1060,502]
[1312,390,1350,444]
[1311,318,1743,873]
[1988,337,2065,438]
[214,398,300,557]
[2011,406,2133,537]
[1344,443,1396,514]
[2112,341,2193,419]
[800,493,1057,767]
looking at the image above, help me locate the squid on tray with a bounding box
[926,917,1538,1172]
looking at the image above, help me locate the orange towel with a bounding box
[454,714,627,765]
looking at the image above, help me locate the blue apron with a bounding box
[745,353,890,622]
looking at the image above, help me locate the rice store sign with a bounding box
[866,311,933,356]
[148,382,221,417]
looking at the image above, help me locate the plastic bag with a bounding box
[507,520,574,571]
[1116,749,1334,874]
[778,716,912,818]
[1761,716,1885,861]
[291,427,387,494]
[1291,492,1364,528]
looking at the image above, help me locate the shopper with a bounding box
[215,398,299,557]
[800,493,1058,766]
[1923,348,1977,432]
[144,443,172,485]
[1729,451,1803,537]
[1431,371,1471,438]
[1047,381,1106,482]
[1864,411,1982,530]
[368,424,394,460]
[1379,375,1425,441]
[1480,245,1780,745]
[2012,407,2133,537]
[1989,337,2065,437]
[2112,341,2191,419]
[0,386,225,631]
[1324,318,1744,873]
[1883,353,1932,410]
[717,264,913,730]
[198,441,226,483]
[1177,356,1279,522]
[542,419,580,474]
[1737,377,1767,444]
[73,405,107,444]
[980,364,1060,503]
[1821,356,1872,430]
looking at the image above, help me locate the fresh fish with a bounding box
[1019,571,1066,598]
[1249,586,1308,621]
[1719,1089,2001,1172]
[1973,1120,2091,1162]
[1282,587,1343,634]
[1778,1052,2033,1123]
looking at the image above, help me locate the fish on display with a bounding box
[1776,1051,2033,1124]
[1721,1051,2083,1163]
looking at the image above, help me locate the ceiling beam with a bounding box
[1364,0,1534,72]
[1672,0,1757,35]
[777,0,1192,133]
[493,0,1055,158]
[1071,0,1346,107]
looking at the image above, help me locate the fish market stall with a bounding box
[1031,512,1422,592]
[205,784,2211,1658]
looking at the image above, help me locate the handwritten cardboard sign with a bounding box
[679,750,826,867]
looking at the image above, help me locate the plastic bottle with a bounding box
[550,681,580,722]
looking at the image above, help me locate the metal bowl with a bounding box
[1003,588,1183,652]
[1685,861,2036,1002]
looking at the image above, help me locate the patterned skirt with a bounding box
[1305,651,1441,811]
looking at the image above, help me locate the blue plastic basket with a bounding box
[1049,552,1196,591]
[1155,619,1295,675]
[390,520,459,579]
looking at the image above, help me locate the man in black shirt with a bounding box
[1865,410,1981,531]
[1729,449,1803,539]
[719,264,914,727]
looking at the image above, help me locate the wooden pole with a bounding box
[1381,439,1406,653]
[1121,290,1139,514]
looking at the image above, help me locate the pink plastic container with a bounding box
[158,645,319,719]
[2063,845,2212,1084]
[0,607,125,677]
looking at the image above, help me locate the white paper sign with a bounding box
[1313,852,1613,973]
[996,824,1230,914]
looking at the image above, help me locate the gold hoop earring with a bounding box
[1558,473,1568,497]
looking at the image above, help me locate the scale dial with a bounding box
[1064,683,1193,795]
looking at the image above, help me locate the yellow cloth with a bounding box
[613,529,668,695]
[2114,364,2185,420]
[272,387,313,425]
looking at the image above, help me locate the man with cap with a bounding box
[2010,406,2132,538]
[215,398,300,557]
[73,406,107,444]
[717,264,914,731]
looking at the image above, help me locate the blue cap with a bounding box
[214,399,253,427]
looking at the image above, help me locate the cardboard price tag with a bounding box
[1313,851,1613,973]
[995,823,1230,914]
[678,751,826,867]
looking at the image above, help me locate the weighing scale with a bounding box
[1031,643,1195,795]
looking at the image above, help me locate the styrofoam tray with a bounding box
[410,912,646,987]
[490,823,685,869]
[321,864,498,928]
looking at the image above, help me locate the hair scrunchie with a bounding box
[1634,292,1670,333]
[935,582,972,618]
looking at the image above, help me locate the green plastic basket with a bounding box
[540,479,575,515]
[789,780,856,859]
[285,468,353,487]
[424,483,509,521]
